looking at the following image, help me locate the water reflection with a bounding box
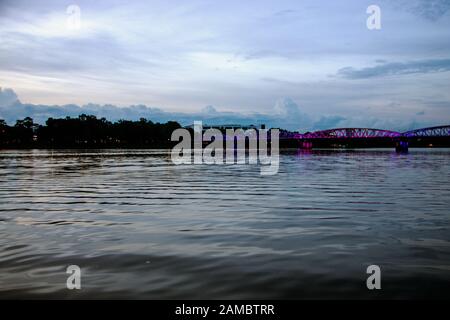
[0,149,449,299]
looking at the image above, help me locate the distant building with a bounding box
[185,124,266,131]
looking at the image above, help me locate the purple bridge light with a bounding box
[402,125,450,138]
[280,125,450,140]
[299,128,401,139]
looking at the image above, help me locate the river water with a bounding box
[0,149,449,299]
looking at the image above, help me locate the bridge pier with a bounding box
[395,140,409,153]
[300,140,313,149]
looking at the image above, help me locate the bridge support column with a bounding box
[300,140,313,149]
[395,139,409,153]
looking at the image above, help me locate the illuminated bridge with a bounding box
[300,128,401,139]
[402,125,450,138]
[282,125,450,151]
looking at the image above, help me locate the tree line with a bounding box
[0,115,182,148]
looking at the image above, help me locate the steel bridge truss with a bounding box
[300,128,401,139]
[293,125,450,140]
[402,125,450,138]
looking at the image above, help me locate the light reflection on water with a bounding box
[0,149,449,299]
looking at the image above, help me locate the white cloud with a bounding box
[0,88,435,132]
[0,87,20,107]
[0,0,449,124]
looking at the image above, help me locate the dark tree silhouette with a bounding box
[0,115,182,148]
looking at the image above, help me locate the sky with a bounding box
[0,0,450,131]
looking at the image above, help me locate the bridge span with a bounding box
[284,125,450,151]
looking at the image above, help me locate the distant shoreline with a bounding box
[2,115,450,149]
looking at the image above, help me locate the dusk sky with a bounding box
[1,0,450,131]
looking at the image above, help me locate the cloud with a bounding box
[274,97,301,116]
[201,105,217,114]
[1,0,450,115]
[337,59,450,79]
[0,88,276,127]
[409,0,450,21]
[312,115,347,130]
[0,88,435,132]
[273,9,297,17]
[0,87,20,107]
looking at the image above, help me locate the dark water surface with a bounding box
[0,149,449,299]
